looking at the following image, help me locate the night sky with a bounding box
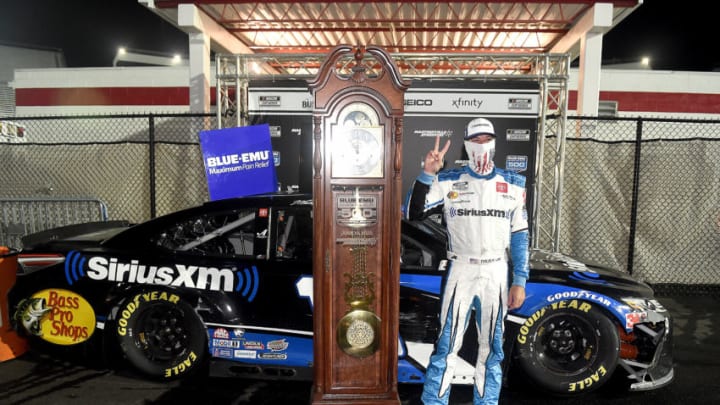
[602,1,717,71]
[0,0,715,71]
[0,0,188,67]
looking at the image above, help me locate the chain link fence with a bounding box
[549,116,720,293]
[1,113,718,293]
[0,114,214,230]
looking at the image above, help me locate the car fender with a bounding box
[511,282,633,332]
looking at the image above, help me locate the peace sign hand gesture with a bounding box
[423,136,451,175]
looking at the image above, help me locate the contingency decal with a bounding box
[63,251,260,299]
[207,328,312,367]
[14,289,96,345]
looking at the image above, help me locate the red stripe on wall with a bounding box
[15,87,192,106]
[15,87,720,114]
[568,91,720,114]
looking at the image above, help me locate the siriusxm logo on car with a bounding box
[64,251,259,298]
[448,207,508,218]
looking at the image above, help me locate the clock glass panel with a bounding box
[332,103,384,178]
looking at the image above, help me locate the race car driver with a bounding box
[406,117,530,405]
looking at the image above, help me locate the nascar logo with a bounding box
[64,251,259,300]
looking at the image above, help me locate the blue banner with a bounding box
[199,124,277,200]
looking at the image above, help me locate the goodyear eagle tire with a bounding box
[514,300,620,395]
[116,291,206,380]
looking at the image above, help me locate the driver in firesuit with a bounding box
[406,117,530,405]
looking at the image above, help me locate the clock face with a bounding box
[334,127,382,177]
[332,103,384,178]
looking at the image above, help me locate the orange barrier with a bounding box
[0,246,28,361]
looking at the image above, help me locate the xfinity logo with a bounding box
[452,97,484,109]
[448,207,508,218]
[86,256,236,292]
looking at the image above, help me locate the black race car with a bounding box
[8,192,673,395]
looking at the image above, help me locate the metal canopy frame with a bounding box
[215,52,570,251]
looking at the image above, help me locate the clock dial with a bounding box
[332,103,384,178]
[335,127,382,176]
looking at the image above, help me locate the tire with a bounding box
[514,300,620,395]
[116,290,207,380]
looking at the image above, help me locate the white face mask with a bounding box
[464,139,495,175]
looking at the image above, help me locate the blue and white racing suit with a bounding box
[406,165,530,405]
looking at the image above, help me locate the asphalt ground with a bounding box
[0,294,718,405]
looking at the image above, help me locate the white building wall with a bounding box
[10,66,720,118]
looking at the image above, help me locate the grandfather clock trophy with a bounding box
[308,45,408,404]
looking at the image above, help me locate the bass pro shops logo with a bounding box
[63,251,260,300]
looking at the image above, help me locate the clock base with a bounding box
[311,390,400,405]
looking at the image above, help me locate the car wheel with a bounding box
[514,300,620,395]
[116,291,207,380]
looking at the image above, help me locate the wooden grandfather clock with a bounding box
[308,45,408,404]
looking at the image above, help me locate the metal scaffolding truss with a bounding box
[215,52,570,251]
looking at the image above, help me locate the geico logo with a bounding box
[404,99,433,106]
[568,365,607,392]
[87,257,235,292]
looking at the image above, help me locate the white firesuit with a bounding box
[406,165,529,405]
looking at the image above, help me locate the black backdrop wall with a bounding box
[247,79,539,224]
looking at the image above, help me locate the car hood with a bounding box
[529,249,655,299]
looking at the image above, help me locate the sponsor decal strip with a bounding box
[205,322,313,337]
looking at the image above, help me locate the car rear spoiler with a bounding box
[20,221,131,249]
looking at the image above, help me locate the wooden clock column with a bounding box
[308,45,408,405]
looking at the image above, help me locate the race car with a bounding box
[8,192,673,395]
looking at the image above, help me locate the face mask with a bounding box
[465,139,495,175]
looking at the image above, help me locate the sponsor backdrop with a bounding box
[246,80,538,225]
[402,80,539,225]
[248,81,314,194]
